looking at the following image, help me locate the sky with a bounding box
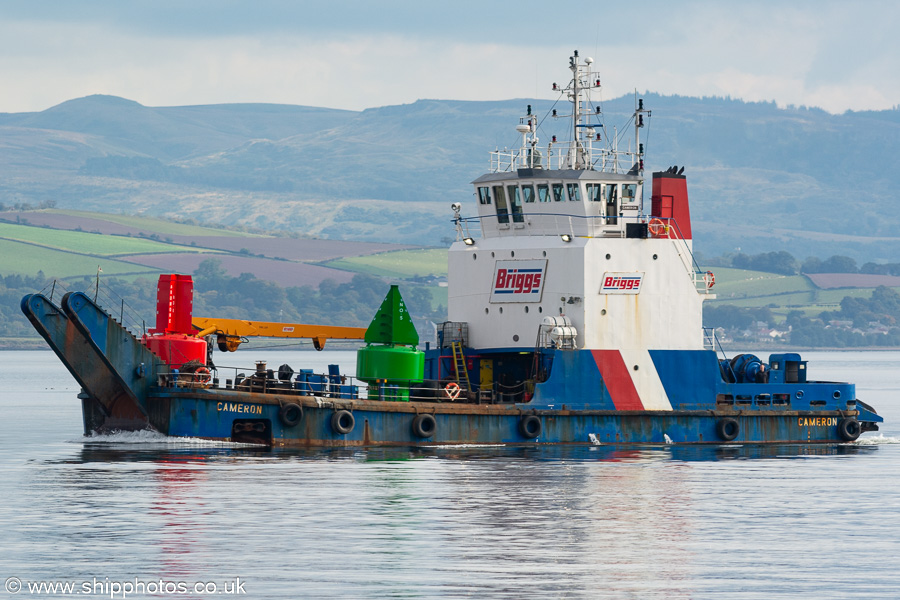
[0,0,898,114]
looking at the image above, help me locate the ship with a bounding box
[21,51,882,446]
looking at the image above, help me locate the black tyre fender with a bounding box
[519,415,542,439]
[278,403,303,427]
[331,410,355,435]
[838,417,861,442]
[716,417,740,441]
[412,414,437,438]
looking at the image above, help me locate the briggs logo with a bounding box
[495,269,541,294]
[490,260,547,303]
[601,273,643,294]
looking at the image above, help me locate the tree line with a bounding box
[707,250,900,277]
[704,286,900,347]
[0,259,445,345]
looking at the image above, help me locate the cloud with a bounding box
[0,1,897,114]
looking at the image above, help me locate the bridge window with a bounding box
[537,184,550,202]
[552,183,565,202]
[522,185,535,203]
[493,185,509,224]
[586,183,603,202]
[566,183,582,202]
[507,185,524,223]
[478,187,491,205]
[622,183,637,202]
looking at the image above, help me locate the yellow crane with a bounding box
[192,317,367,352]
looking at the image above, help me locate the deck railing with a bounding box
[39,278,149,337]
[490,142,640,174]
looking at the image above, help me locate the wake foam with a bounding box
[433,444,507,449]
[74,429,262,447]
[854,434,900,445]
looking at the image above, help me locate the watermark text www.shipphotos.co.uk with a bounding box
[5,576,246,598]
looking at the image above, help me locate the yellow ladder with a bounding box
[451,341,471,391]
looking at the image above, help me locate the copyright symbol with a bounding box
[5,576,22,594]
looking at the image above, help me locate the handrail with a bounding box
[490,141,642,174]
[38,278,148,336]
[457,211,645,224]
[702,327,729,361]
[457,211,645,238]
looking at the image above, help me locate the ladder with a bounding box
[450,341,471,391]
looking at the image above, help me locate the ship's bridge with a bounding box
[471,169,643,239]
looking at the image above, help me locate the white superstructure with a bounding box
[448,51,714,353]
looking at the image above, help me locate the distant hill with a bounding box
[1,93,898,259]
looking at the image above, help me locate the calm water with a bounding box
[1,349,899,599]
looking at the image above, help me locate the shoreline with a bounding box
[3,338,900,353]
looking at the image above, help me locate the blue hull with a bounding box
[155,388,864,446]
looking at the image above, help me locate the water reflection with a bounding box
[151,461,210,581]
[14,438,895,599]
[67,441,880,466]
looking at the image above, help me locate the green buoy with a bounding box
[356,285,424,401]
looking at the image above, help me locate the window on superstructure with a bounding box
[507,185,524,223]
[493,185,510,224]
[478,187,491,205]
[622,183,637,201]
[586,183,603,202]
[522,185,535,203]
[552,183,565,202]
[537,184,550,202]
[566,183,582,202]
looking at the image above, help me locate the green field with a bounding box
[707,266,900,319]
[48,210,257,237]
[0,222,215,256]
[3,211,898,322]
[0,238,162,278]
[324,248,448,279]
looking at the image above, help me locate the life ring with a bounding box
[838,417,861,442]
[444,382,461,400]
[278,403,303,427]
[519,415,542,439]
[704,271,715,289]
[716,417,739,441]
[193,366,211,388]
[331,410,355,435]
[412,414,437,438]
[648,218,667,237]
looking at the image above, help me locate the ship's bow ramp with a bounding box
[21,291,162,433]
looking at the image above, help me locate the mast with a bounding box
[570,50,579,163]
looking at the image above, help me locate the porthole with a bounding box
[653,254,658,260]
[511,251,515,257]
[485,307,489,314]
[633,365,640,371]
[538,307,543,313]
[513,335,519,342]
[473,253,477,260]
[605,253,611,260]
[491,252,495,258]
[499,307,504,314]
[542,251,547,257]
[601,309,607,315]
[524,306,529,313]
